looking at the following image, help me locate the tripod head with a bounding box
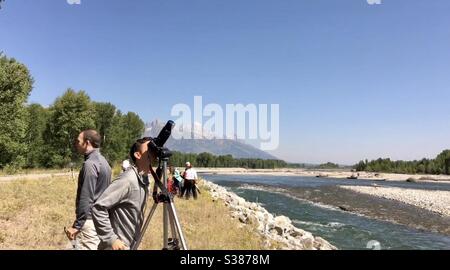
[155,147,172,160]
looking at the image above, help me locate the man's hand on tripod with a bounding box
[112,239,128,250]
[64,227,79,240]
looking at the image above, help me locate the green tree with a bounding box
[0,53,33,169]
[44,89,95,167]
[435,150,450,175]
[93,102,120,163]
[196,152,215,167]
[25,104,49,168]
[97,110,145,165]
[102,111,128,164]
[93,102,116,142]
[318,162,340,169]
[122,112,145,148]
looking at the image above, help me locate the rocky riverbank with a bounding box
[340,185,450,217]
[201,180,337,250]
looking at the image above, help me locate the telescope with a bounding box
[147,120,175,159]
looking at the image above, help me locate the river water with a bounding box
[200,173,450,250]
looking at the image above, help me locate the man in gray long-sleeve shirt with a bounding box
[92,137,155,250]
[66,129,112,250]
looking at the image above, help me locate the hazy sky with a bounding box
[1,0,450,164]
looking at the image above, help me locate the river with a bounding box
[200,173,450,250]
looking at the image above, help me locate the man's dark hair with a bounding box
[83,129,101,148]
[129,137,151,164]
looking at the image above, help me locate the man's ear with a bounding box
[134,151,142,161]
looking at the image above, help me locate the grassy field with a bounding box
[0,175,271,250]
[0,168,71,176]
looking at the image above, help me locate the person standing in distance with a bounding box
[182,161,198,200]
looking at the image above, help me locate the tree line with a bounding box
[316,162,340,169]
[168,151,289,169]
[354,150,450,175]
[0,53,145,172]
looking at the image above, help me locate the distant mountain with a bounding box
[144,120,278,160]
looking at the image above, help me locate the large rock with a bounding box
[249,202,259,210]
[300,236,314,250]
[238,213,247,223]
[314,237,336,250]
[290,228,307,238]
[273,216,292,236]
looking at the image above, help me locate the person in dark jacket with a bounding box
[65,129,112,250]
[92,137,156,250]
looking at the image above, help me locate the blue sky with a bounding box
[1,0,450,164]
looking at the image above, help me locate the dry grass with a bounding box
[0,168,71,176]
[0,176,267,250]
[0,176,77,249]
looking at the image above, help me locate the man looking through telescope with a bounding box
[92,137,156,250]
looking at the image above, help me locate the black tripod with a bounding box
[131,156,188,250]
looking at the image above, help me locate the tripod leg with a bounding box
[163,203,169,249]
[132,202,158,250]
[167,207,182,250]
[167,201,188,250]
[167,204,178,242]
[162,161,170,249]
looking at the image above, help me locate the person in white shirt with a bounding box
[181,161,198,200]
